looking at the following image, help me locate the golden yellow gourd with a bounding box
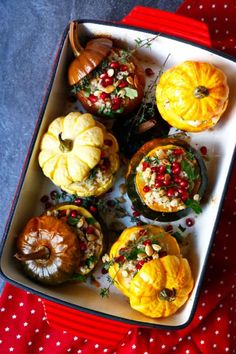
[156,61,229,132]
[129,255,194,318]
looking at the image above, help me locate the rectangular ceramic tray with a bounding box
[1,13,236,333]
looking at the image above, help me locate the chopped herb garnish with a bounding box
[67,216,79,226]
[185,199,202,214]
[71,273,87,282]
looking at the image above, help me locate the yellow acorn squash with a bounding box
[156,61,229,132]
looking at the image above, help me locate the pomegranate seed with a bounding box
[178,187,186,195]
[111,97,121,111]
[110,61,120,69]
[104,139,113,146]
[100,72,108,79]
[115,255,125,264]
[167,188,176,197]
[138,229,147,236]
[165,225,173,232]
[101,267,108,274]
[118,80,128,88]
[151,166,159,172]
[200,146,208,155]
[58,209,67,217]
[120,64,128,71]
[163,179,171,186]
[86,226,95,234]
[143,239,152,246]
[156,174,165,181]
[136,260,145,270]
[50,190,58,200]
[80,242,87,251]
[142,161,150,170]
[145,67,155,76]
[74,198,82,205]
[89,205,97,213]
[104,77,113,85]
[136,221,143,226]
[172,165,181,175]
[40,195,49,203]
[100,92,109,100]
[181,191,189,202]
[173,148,184,155]
[179,179,189,189]
[89,94,98,103]
[70,210,77,218]
[60,216,67,223]
[133,211,140,217]
[173,176,181,184]
[143,185,151,193]
[154,181,163,188]
[158,165,166,174]
[186,218,195,227]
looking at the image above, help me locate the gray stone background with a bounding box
[0,0,183,292]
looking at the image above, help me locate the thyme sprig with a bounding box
[128,53,171,140]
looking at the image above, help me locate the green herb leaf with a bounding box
[181,160,199,181]
[185,199,202,214]
[85,255,97,267]
[86,217,96,225]
[178,224,186,233]
[71,273,87,282]
[67,216,79,226]
[125,87,138,99]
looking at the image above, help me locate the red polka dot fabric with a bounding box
[177,0,236,57]
[0,1,236,353]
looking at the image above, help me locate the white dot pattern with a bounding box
[0,2,236,354]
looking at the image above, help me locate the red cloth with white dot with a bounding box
[1,1,236,353]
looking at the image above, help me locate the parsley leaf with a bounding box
[185,199,202,214]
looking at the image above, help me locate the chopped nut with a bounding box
[76,217,85,228]
[86,234,97,242]
[102,254,110,263]
[152,244,162,252]
[193,194,200,201]
[145,244,154,256]
[121,270,128,277]
[117,89,126,98]
[107,68,114,77]
[137,253,147,260]
[152,252,159,259]
[93,90,102,97]
[99,84,115,93]
[127,76,134,85]
[130,233,137,241]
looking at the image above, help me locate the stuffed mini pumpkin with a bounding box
[38,111,119,197]
[105,225,193,318]
[156,61,229,132]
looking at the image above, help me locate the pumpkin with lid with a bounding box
[68,21,145,118]
[126,137,208,221]
[156,61,229,132]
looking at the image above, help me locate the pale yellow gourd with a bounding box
[38,112,104,188]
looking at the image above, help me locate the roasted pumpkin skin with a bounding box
[108,225,180,297]
[126,138,208,221]
[129,255,194,318]
[15,215,80,285]
[156,61,229,132]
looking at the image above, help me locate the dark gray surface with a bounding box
[0,0,183,292]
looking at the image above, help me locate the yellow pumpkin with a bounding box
[38,111,119,196]
[108,225,180,297]
[156,61,229,132]
[129,255,194,318]
[39,112,104,186]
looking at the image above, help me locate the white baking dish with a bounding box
[0,18,235,331]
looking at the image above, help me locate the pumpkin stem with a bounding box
[58,133,73,153]
[69,21,84,57]
[14,247,50,261]
[159,287,176,302]
[194,85,209,99]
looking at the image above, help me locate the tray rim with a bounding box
[0,18,236,330]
